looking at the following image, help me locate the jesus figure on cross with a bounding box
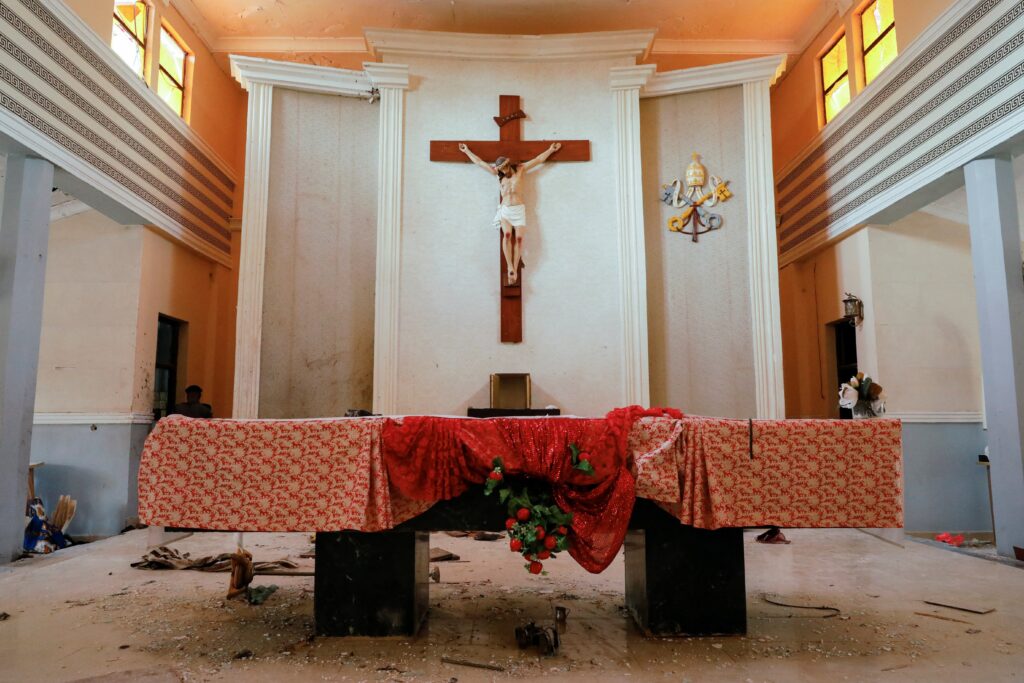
[459,141,561,285]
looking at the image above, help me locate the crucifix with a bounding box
[430,95,591,343]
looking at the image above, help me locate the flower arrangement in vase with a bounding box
[838,372,886,418]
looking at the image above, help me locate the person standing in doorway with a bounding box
[171,384,213,418]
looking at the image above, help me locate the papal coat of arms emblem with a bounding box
[660,153,733,242]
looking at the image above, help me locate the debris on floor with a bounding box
[755,527,790,544]
[923,599,995,615]
[935,532,965,547]
[440,656,505,671]
[761,593,840,618]
[246,584,279,605]
[23,495,77,554]
[131,546,300,573]
[514,621,560,655]
[430,547,461,562]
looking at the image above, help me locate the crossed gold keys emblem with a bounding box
[660,153,733,242]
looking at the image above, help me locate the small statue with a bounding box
[459,142,561,285]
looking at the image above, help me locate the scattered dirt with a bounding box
[0,528,1022,682]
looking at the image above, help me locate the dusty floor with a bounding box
[0,528,1022,682]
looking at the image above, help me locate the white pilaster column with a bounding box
[611,64,656,408]
[232,81,274,418]
[0,156,54,561]
[964,156,1024,558]
[365,63,410,416]
[743,79,785,419]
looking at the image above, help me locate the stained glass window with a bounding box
[821,36,850,123]
[111,2,148,78]
[158,25,189,117]
[861,0,898,84]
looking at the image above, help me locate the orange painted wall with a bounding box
[60,0,245,416]
[771,0,962,419]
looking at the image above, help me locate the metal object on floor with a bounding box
[514,621,560,655]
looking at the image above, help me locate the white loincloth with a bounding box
[493,203,526,230]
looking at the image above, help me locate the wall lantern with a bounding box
[842,292,864,326]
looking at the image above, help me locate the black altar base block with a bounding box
[314,491,746,638]
[625,500,746,635]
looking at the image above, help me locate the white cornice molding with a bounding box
[364,62,410,90]
[215,36,369,54]
[34,412,154,425]
[642,55,787,98]
[212,34,792,58]
[651,38,798,55]
[610,64,657,91]
[169,0,220,53]
[364,28,656,62]
[888,411,985,424]
[230,55,372,97]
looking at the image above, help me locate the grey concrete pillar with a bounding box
[0,156,53,562]
[964,155,1024,558]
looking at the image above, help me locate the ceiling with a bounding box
[174,0,837,61]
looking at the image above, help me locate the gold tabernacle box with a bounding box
[490,373,532,410]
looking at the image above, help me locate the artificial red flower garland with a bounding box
[484,443,595,574]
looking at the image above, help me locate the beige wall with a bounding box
[34,212,143,414]
[641,86,755,418]
[259,89,379,418]
[781,214,982,419]
[869,213,982,415]
[394,55,632,416]
[33,214,233,418]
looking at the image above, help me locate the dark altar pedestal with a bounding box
[314,492,745,638]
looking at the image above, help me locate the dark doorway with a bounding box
[831,321,858,419]
[153,315,182,420]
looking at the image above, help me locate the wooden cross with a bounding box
[431,95,591,343]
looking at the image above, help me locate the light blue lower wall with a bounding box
[901,421,992,533]
[30,422,151,537]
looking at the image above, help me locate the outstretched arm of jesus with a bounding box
[522,142,561,171]
[458,143,496,175]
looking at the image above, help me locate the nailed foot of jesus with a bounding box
[507,269,517,285]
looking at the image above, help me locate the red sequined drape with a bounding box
[382,407,682,573]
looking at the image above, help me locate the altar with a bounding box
[186,25,903,641]
[138,412,902,636]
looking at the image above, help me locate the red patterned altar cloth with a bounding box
[138,414,903,540]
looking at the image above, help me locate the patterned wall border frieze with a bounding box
[775,0,1024,264]
[0,0,236,264]
[14,0,235,191]
[778,15,1024,211]
[776,0,1010,196]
